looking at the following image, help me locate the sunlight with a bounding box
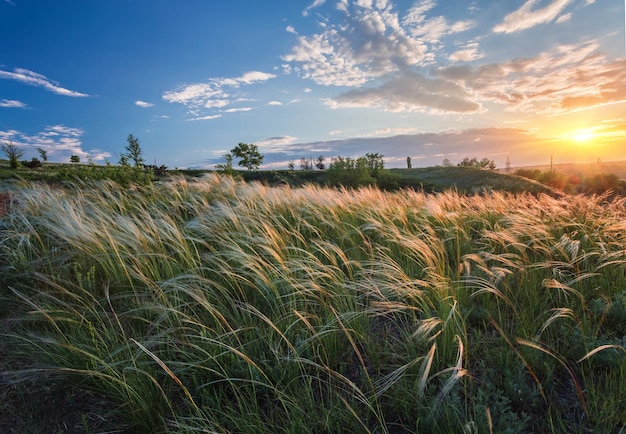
[571,129,594,143]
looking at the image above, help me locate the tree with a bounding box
[300,157,312,170]
[288,160,295,171]
[2,142,24,169]
[70,155,80,163]
[37,148,48,162]
[327,156,375,188]
[407,156,412,169]
[442,158,453,167]
[457,156,496,170]
[21,157,42,168]
[231,142,264,170]
[124,134,144,167]
[215,153,235,175]
[364,153,384,178]
[315,155,326,170]
[118,153,130,167]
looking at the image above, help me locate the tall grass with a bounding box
[1,174,625,433]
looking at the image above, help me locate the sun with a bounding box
[564,127,598,145]
[572,131,593,143]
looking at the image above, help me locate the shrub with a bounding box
[21,157,43,169]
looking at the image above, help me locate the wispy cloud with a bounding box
[493,0,573,34]
[187,114,222,121]
[449,42,484,62]
[223,107,252,113]
[135,100,154,108]
[163,71,275,118]
[0,68,89,97]
[0,99,26,108]
[255,135,298,150]
[303,0,327,16]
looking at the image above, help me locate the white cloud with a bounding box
[283,1,434,87]
[267,101,283,106]
[303,0,327,16]
[0,99,26,108]
[403,1,474,43]
[238,71,277,84]
[0,68,89,97]
[255,136,298,149]
[187,114,222,121]
[163,71,275,118]
[286,25,297,34]
[449,42,484,62]
[283,0,474,87]
[223,107,252,113]
[493,0,573,34]
[135,100,154,108]
[555,13,571,24]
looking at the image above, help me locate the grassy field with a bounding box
[513,160,626,180]
[1,174,626,433]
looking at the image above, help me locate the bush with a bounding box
[21,157,43,169]
[327,156,375,188]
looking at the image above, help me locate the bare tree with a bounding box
[2,142,24,169]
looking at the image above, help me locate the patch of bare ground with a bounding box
[0,318,125,433]
[0,193,12,218]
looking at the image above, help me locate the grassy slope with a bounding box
[1,175,625,433]
[0,158,559,195]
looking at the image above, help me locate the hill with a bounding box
[511,160,626,180]
[0,158,581,196]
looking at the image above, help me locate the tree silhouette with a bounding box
[231,143,264,170]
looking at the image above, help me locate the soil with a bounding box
[0,192,12,217]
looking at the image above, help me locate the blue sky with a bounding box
[1,0,624,169]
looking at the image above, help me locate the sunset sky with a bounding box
[1,0,624,169]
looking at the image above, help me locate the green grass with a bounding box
[1,174,625,433]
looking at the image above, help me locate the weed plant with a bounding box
[1,175,625,433]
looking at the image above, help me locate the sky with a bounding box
[0,0,625,169]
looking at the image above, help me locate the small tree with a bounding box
[37,148,48,162]
[215,153,235,175]
[300,157,312,170]
[21,157,42,169]
[457,156,496,170]
[315,155,326,170]
[327,156,375,188]
[70,155,80,163]
[288,160,295,171]
[364,153,384,178]
[407,156,412,169]
[231,142,264,170]
[124,134,144,167]
[118,153,130,167]
[2,142,24,169]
